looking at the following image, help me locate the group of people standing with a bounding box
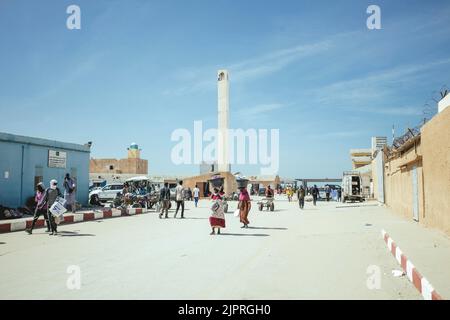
[208,185,252,235]
[26,173,77,235]
[156,180,252,235]
[295,184,342,209]
[158,180,199,219]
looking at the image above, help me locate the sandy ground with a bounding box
[1,197,440,300]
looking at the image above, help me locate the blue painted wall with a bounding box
[0,136,90,208]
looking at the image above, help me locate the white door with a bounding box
[412,165,419,221]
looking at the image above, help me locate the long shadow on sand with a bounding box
[56,231,95,237]
[219,233,269,237]
[246,226,287,230]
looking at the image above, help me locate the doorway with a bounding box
[412,165,419,222]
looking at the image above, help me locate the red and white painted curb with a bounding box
[381,229,443,300]
[0,207,148,234]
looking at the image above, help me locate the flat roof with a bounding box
[350,148,372,155]
[0,132,91,153]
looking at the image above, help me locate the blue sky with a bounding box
[1,0,449,178]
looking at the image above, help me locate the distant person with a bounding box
[238,187,251,228]
[63,173,76,213]
[209,188,225,235]
[265,185,274,198]
[297,185,306,210]
[285,186,291,202]
[26,183,51,234]
[311,185,319,206]
[193,185,200,207]
[159,183,171,219]
[325,185,331,202]
[337,188,342,202]
[331,188,337,201]
[174,180,185,218]
[44,179,62,235]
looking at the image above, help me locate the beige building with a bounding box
[372,103,450,236]
[183,171,238,198]
[350,149,372,169]
[248,175,281,193]
[90,143,148,182]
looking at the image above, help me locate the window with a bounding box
[34,166,43,189]
[109,165,114,170]
[70,167,77,186]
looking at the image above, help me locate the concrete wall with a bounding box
[90,158,148,175]
[0,139,90,208]
[421,106,450,235]
[384,141,424,221]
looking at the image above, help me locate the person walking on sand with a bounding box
[287,186,294,202]
[193,185,200,207]
[297,185,306,209]
[43,179,62,235]
[325,185,331,202]
[209,188,225,235]
[26,182,51,234]
[159,183,171,219]
[238,187,251,228]
[311,185,319,206]
[174,180,185,218]
[337,187,342,202]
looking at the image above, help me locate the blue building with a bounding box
[0,132,91,208]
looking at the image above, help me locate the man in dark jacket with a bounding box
[311,185,319,206]
[64,173,76,213]
[44,179,62,235]
[159,183,171,219]
[297,186,306,209]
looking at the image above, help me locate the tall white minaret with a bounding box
[217,70,230,172]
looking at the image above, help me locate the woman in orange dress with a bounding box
[238,187,251,228]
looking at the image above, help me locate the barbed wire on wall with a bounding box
[391,85,448,152]
[421,85,448,122]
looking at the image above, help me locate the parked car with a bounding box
[89,183,123,204]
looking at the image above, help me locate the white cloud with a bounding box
[229,41,333,82]
[163,38,334,96]
[363,106,423,116]
[311,58,450,109]
[236,103,286,117]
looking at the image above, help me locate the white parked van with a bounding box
[341,171,364,203]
